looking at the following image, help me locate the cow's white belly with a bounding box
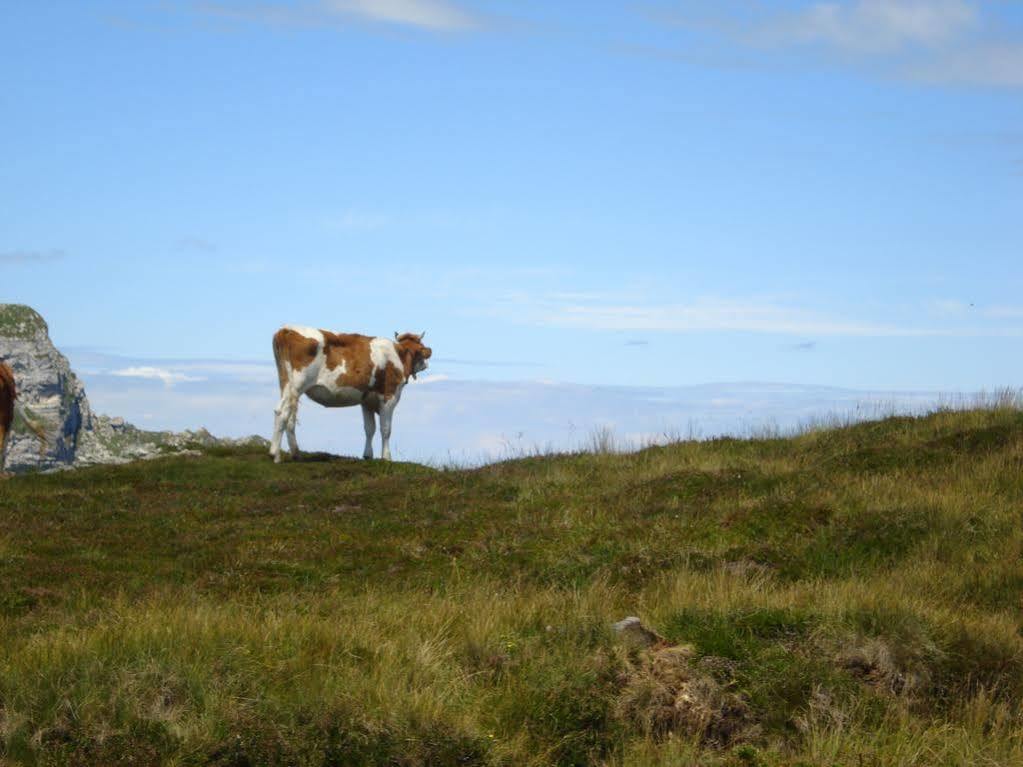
[305,384,364,408]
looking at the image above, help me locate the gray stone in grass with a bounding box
[613,616,666,648]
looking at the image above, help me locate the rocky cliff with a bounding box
[0,304,266,472]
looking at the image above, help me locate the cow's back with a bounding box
[319,331,377,388]
[274,326,323,369]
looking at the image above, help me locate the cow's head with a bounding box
[394,331,432,380]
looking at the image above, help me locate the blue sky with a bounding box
[3,1,1022,446]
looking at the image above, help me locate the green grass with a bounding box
[2,403,1023,765]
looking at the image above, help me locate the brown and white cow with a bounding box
[0,363,14,470]
[0,361,47,473]
[270,327,432,462]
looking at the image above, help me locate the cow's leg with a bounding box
[270,393,287,462]
[361,403,376,460]
[285,390,300,458]
[379,398,397,461]
[271,387,298,463]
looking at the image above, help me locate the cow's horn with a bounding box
[394,331,400,340]
[419,331,426,340]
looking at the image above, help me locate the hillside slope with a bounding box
[1,405,1022,766]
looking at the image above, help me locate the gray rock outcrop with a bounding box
[0,304,266,472]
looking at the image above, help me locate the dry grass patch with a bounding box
[613,643,757,746]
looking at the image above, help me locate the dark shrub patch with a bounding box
[496,653,622,767]
[781,506,935,579]
[618,469,780,518]
[663,608,816,661]
[927,421,1022,455]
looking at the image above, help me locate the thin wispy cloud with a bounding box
[930,298,974,314]
[436,357,544,368]
[320,207,500,234]
[193,0,477,31]
[906,42,1023,87]
[415,373,451,384]
[175,237,218,253]
[193,1,318,27]
[158,361,274,382]
[489,293,1023,338]
[493,294,907,336]
[0,249,65,265]
[985,305,1023,320]
[534,300,906,336]
[111,366,206,387]
[645,0,1023,88]
[73,351,274,385]
[930,300,1023,320]
[784,341,818,352]
[760,0,976,53]
[328,0,475,30]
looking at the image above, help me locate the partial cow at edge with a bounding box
[0,360,48,474]
[270,327,432,462]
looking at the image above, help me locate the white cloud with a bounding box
[905,42,1023,86]
[110,367,206,387]
[647,1,1022,88]
[931,301,1023,320]
[764,0,976,53]
[68,350,274,385]
[192,1,321,27]
[0,249,65,264]
[503,295,916,336]
[931,298,971,314]
[483,292,1023,338]
[415,373,452,384]
[193,0,477,32]
[174,236,217,253]
[327,0,474,30]
[168,362,275,383]
[986,305,1023,319]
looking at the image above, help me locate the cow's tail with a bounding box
[272,329,291,393]
[12,401,48,456]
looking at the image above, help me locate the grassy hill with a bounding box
[1,403,1022,766]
